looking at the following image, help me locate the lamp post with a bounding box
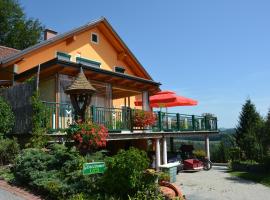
[65,68,96,122]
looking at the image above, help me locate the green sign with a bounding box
[82,162,106,175]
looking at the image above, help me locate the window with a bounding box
[114,66,125,73]
[56,51,71,61]
[91,33,99,44]
[76,57,101,68]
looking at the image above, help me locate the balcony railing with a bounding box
[43,101,218,133]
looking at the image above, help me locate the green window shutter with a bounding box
[76,57,101,68]
[56,52,71,61]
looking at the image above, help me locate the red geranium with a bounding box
[133,110,156,128]
[69,121,108,151]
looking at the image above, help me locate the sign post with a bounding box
[82,162,106,175]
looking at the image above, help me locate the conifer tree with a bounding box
[262,109,270,155]
[235,99,263,161]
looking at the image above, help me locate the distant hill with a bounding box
[219,128,235,135]
[178,128,235,141]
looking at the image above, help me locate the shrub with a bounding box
[12,145,107,199]
[0,97,14,135]
[229,147,242,161]
[193,149,206,159]
[26,92,49,148]
[102,147,150,198]
[158,171,170,182]
[13,148,53,184]
[128,184,164,200]
[0,137,20,165]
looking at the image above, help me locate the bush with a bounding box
[0,137,20,165]
[0,97,14,135]
[128,184,164,200]
[193,149,206,159]
[13,145,106,199]
[229,147,242,161]
[102,147,150,198]
[13,148,53,184]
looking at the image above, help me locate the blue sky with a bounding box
[20,0,270,128]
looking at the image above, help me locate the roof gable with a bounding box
[0,17,153,80]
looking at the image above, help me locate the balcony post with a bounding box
[205,134,210,160]
[215,118,218,131]
[158,111,162,131]
[192,115,195,131]
[176,113,180,131]
[129,108,133,132]
[155,138,161,170]
[142,91,150,111]
[91,106,96,123]
[204,116,208,130]
[162,137,167,165]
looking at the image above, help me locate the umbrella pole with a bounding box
[166,107,168,130]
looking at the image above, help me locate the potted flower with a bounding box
[66,121,108,154]
[133,110,156,132]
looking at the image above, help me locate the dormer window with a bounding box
[91,33,99,44]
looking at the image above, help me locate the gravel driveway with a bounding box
[176,166,270,200]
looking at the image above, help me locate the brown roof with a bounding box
[65,69,96,94]
[0,45,20,60]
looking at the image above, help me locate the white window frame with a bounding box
[91,32,99,44]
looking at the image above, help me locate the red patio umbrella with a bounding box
[134,90,198,108]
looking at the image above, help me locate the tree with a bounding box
[261,109,270,155]
[235,99,263,161]
[0,0,43,50]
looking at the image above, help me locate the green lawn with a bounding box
[230,171,270,187]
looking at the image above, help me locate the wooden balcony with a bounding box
[43,102,218,137]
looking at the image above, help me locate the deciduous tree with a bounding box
[0,0,43,50]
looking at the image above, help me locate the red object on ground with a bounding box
[134,90,198,108]
[183,159,204,170]
[159,181,186,199]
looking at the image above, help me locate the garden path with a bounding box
[176,166,270,200]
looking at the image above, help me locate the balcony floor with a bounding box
[107,130,219,141]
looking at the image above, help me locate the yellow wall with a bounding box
[113,96,137,108]
[39,77,56,102]
[16,28,135,75]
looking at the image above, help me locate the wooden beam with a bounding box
[117,51,127,61]
[66,35,76,45]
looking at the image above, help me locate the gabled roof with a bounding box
[0,17,153,80]
[0,45,20,60]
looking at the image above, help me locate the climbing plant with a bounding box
[0,96,14,135]
[26,91,49,148]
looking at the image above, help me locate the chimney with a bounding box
[44,29,57,40]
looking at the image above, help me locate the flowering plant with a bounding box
[133,110,156,128]
[67,121,108,152]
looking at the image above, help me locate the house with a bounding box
[0,17,218,169]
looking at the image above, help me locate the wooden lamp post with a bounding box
[65,68,96,122]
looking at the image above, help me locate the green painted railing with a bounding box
[43,101,218,133]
